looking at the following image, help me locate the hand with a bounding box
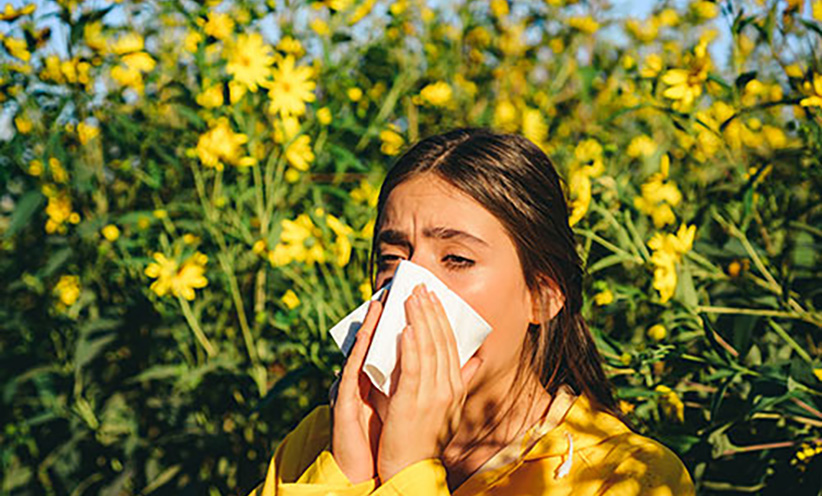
[376,284,483,483]
[330,290,388,483]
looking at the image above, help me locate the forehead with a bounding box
[380,174,505,239]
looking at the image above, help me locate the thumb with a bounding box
[460,356,484,387]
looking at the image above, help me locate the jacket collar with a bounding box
[521,393,631,460]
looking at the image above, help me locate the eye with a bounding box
[443,254,474,270]
[377,253,403,271]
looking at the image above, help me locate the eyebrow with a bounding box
[377,226,489,249]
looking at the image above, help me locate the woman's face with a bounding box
[374,173,543,391]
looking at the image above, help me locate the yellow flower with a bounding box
[110,32,144,55]
[350,179,379,207]
[647,224,696,303]
[647,324,667,341]
[349,0,376,24]
[144,251,209,301]
[48,157,69,183]
[267,55,316,117]
[77,122,100,145]
[420,81,452,107]
[326,213,354,267]
[625,18,657,43]
[196,117,255,170]
[310,18,330,36]
[102,224,120,241]
[347,87,363,102]
[627,135,657,158]
[14,115,32,134]
[53,275,81,306]
[661,39,711,110]
[317,106,332,125]
[568,168,592,227]
[269,214,325,266]
[204,12,234,40]
[183,233,200,245]
[568,15,600,34]
[285,135,315,171]
[122,52,157,72]
[575,136,601,161]
[658,8,680,26]
[273,116,300,143]
[814,0,822,21]
[814,369,822,382]
[108,35,155,93]
[196,118,251,170]
[691,0,718,19]
[360,218,375,239]
[281,289,301,310]
[633,154,681,228]
[276,35,305,57]
[28,159,43,176]
[490,0,508,17]
[184,31,202,53]
[226,33,274,93]
[593,289,614,306]
[0,3,35,21]
[492,99,517,132]
[655,385,684,422]
[84,22,106,52]
[521,107,548,145]
[800,73,822,107]
[359,279,372,300]
[793,441,822,467]
[380,125,404,155]
[45,191,79,234]
[639,53,663,78]
[3,37,31,62]
[284,168,301,183]
[196,82,224,108]
[110,66,144,92]
[618,400,636,415]
[389,0,408,16]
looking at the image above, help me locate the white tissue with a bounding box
[328,260,493,395]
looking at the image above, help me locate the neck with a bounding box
[442,366,553,472]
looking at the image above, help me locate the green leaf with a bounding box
[40,247,72,278]
[5,191,43,239]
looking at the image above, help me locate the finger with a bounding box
[460,355,484,390]
[405,287,436,393]
[339,300,382,397]
[396,324,421,397]
[420,287,452,392]
[426,289,460,390]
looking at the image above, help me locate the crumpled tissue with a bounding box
[329,260,493,395]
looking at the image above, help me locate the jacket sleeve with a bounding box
[246,406,377,496]
[370,458,451,496]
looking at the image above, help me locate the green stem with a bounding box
[178,296,216,357]
[767,319,813,364]
[575,229,643,264]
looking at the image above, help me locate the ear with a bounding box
[528,278,565,325]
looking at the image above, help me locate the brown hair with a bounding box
[367,127,618,419]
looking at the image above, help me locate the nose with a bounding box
[408,250,442,280]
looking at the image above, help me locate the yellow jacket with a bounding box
[248,394,695,495]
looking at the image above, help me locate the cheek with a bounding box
[454,268,531,367]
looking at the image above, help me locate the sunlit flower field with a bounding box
[2,0,822,493]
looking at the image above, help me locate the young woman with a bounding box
[248,128,695,495]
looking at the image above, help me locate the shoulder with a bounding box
[595,431,695,495]
[273,404,332,482]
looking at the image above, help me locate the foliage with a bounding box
[2,0,822,494]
